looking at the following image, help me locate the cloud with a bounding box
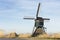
[39,1,60,17]
[0,0,17,10]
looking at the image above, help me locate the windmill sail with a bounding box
[36,3,40,18]
[43,18,50,20]
[24,18,35,20]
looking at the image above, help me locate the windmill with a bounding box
[23,3,50,37]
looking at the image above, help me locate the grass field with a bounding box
[0,36,59,40]
[18,38,60,40]
[31,38,60,40]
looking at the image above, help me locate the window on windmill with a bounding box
[39,22,43,26]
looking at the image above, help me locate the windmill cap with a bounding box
[36,17,43,20]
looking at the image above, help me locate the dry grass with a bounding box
[0,31,60,39]
[18,37,60,40]
[5,32,18,38]
[37,33,60,39]
[18,33,31,38]
[0,31,5,38]
[6,32,60,38]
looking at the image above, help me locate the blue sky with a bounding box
[0,0,60,34]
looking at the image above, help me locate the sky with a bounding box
[0,0,60,34]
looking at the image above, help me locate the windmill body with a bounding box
[24,3,50,37]
[35,17,44,28]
